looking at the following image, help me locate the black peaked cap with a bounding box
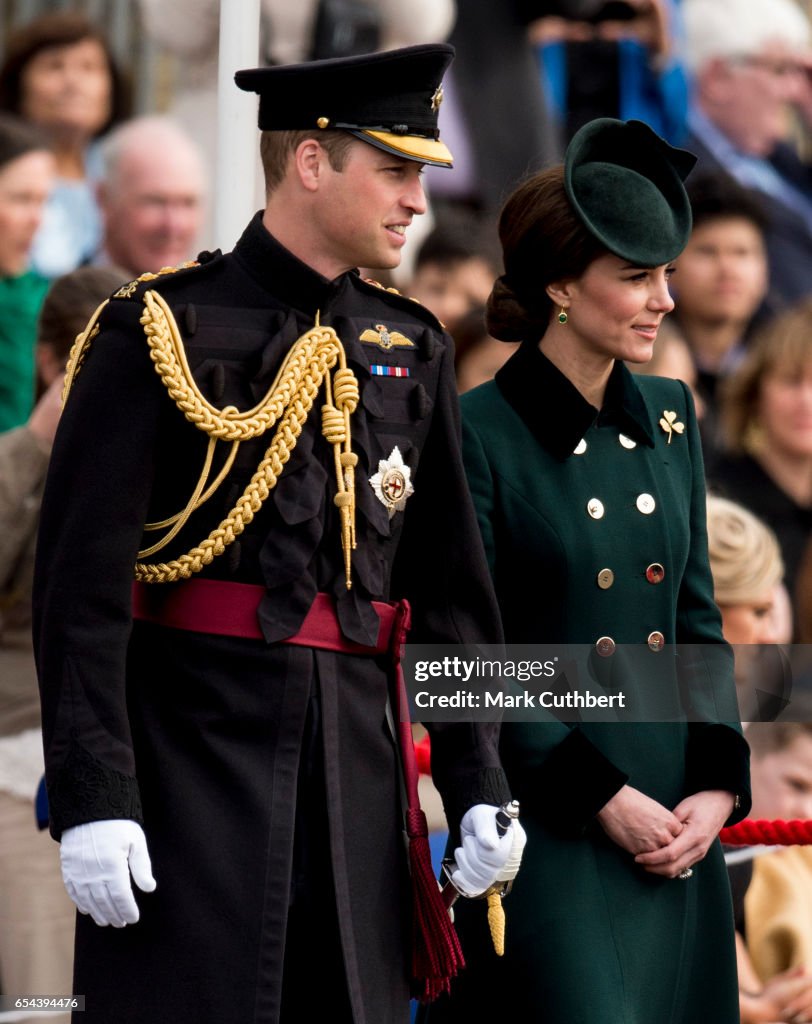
[235,44,454,167]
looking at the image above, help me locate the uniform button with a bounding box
[619,433,637,450]
[597,568,614,589]
[636,493,656,515]
[573,438,587,455]
[647,630,665,651]
[646,562,665,584]
[587,498,605,520]
[596,636,616,657]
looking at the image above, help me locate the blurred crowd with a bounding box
[3,1,812,1021]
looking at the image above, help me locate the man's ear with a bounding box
[293,139,326,192]
[546,279,575,307]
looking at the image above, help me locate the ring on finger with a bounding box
[677,866,693,880]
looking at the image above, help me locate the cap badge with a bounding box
[659,410,684,444]
[360,324,415,350]
[431,85,444,112]
[369,445,414,519]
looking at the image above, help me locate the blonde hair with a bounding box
[706,495,783,605]
[720,299,812,453]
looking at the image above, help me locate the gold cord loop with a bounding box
[129,290,358,586]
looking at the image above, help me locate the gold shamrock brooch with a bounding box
[659,410,685,444]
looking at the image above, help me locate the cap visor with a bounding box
[354,130,453,168]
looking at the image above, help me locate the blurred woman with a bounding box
[0,11,129,277]
[0,113,54,431]
[711,300,812,614]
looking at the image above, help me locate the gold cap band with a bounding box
[356,129,453,168]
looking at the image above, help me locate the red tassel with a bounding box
[389,601,465,1001]
[406,807,466,1002]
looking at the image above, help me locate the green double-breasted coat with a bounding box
[427,342,750,1023]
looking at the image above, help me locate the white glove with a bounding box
[60,819,156,927]
[450,804,527,897]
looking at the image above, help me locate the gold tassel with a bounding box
[487,891,505,956]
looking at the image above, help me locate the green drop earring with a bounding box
[558,306,568,325]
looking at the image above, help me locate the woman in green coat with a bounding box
[426,119,751,1022]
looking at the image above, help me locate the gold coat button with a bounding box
[573,438,587,455]
[636,493,656,515]
[619,433,637,450]
[596,636,616,657]
[587,498,605,520]
[647,630,665,651]
[597,568,614,589]
[646,563,665,584]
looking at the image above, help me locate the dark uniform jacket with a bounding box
[425,342,750,1024]
[33,213,510,1024]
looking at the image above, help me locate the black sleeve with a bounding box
[391,337,511,832]
[33,299,162,838]
[674,382,751,824]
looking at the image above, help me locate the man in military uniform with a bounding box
[33,45,524,1024]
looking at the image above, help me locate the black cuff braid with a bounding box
[47,738,143,840]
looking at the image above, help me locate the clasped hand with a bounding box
[597,786,734,878]
[60,819,156,927]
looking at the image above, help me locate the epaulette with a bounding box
[111,260,202,300]
[360,276,445,330]
[111,250,223,301]
[64,252,223,403]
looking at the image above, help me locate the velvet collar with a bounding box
[494,341,655,461]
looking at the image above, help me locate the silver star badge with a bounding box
[369,446,414,519]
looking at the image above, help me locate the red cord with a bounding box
[720,819,812,845]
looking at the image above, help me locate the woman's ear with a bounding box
[546,279,574,307]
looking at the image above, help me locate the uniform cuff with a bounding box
[685,724,751,825]
[440,767,512,841]
[47,739,143,840]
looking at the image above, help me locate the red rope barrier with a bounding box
[720,819,812,846]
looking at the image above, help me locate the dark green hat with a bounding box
[235,44,454,168]
[564,118,697,266]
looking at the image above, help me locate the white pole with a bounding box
[215,0,261,251]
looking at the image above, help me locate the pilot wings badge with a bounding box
[359,324,415,350]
